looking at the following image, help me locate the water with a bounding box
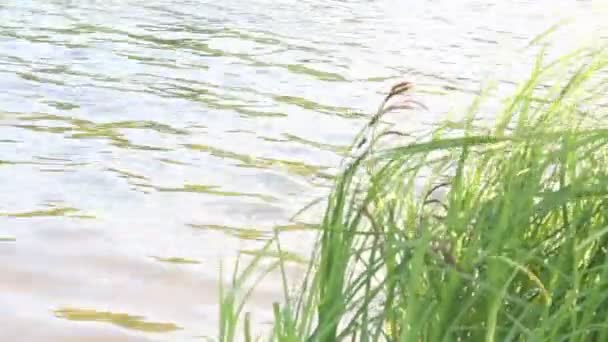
[1,0,606,340]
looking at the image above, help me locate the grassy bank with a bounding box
[219,45,608,341]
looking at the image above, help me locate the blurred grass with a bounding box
[218,44,608,341]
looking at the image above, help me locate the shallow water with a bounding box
[1,0,607,340]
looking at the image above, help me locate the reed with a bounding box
[219,45,608,341]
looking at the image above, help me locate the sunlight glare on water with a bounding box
[0,0,607,340]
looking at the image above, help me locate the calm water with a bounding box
[1,0,607,340]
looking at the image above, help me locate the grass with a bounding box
[218,44,608,341]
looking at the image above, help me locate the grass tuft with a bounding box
[219,45,608,341]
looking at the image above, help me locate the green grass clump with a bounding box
[219,45,608,341]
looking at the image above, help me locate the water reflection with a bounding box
[54,308,182,333]
[189,223,271,241]
[0,204,91,219]
[239,248,308,265]
[0,0,606,340]
[150,256,201,265]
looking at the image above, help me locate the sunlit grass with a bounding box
[218,45,608,341]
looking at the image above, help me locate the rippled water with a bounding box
[1,0,607,340]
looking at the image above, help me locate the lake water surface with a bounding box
[1,0,607,340]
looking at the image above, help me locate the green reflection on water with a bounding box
[274,222,319,232]
[0,207,80,218]
[240,248,307,265]
[189,224,270,241]
[282,133,349,154]
[54,308,181,333]
[158,158,189,166]
[98,120,189,135]
[18,71,66,86]
[42,100,80,111]
[157,184,276,202]
[274,95,360,118]
[183,143,327,178]
[286,64,346,82]
[107,168,149,181]
[150,256,200,264]
[7,112,186,151]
